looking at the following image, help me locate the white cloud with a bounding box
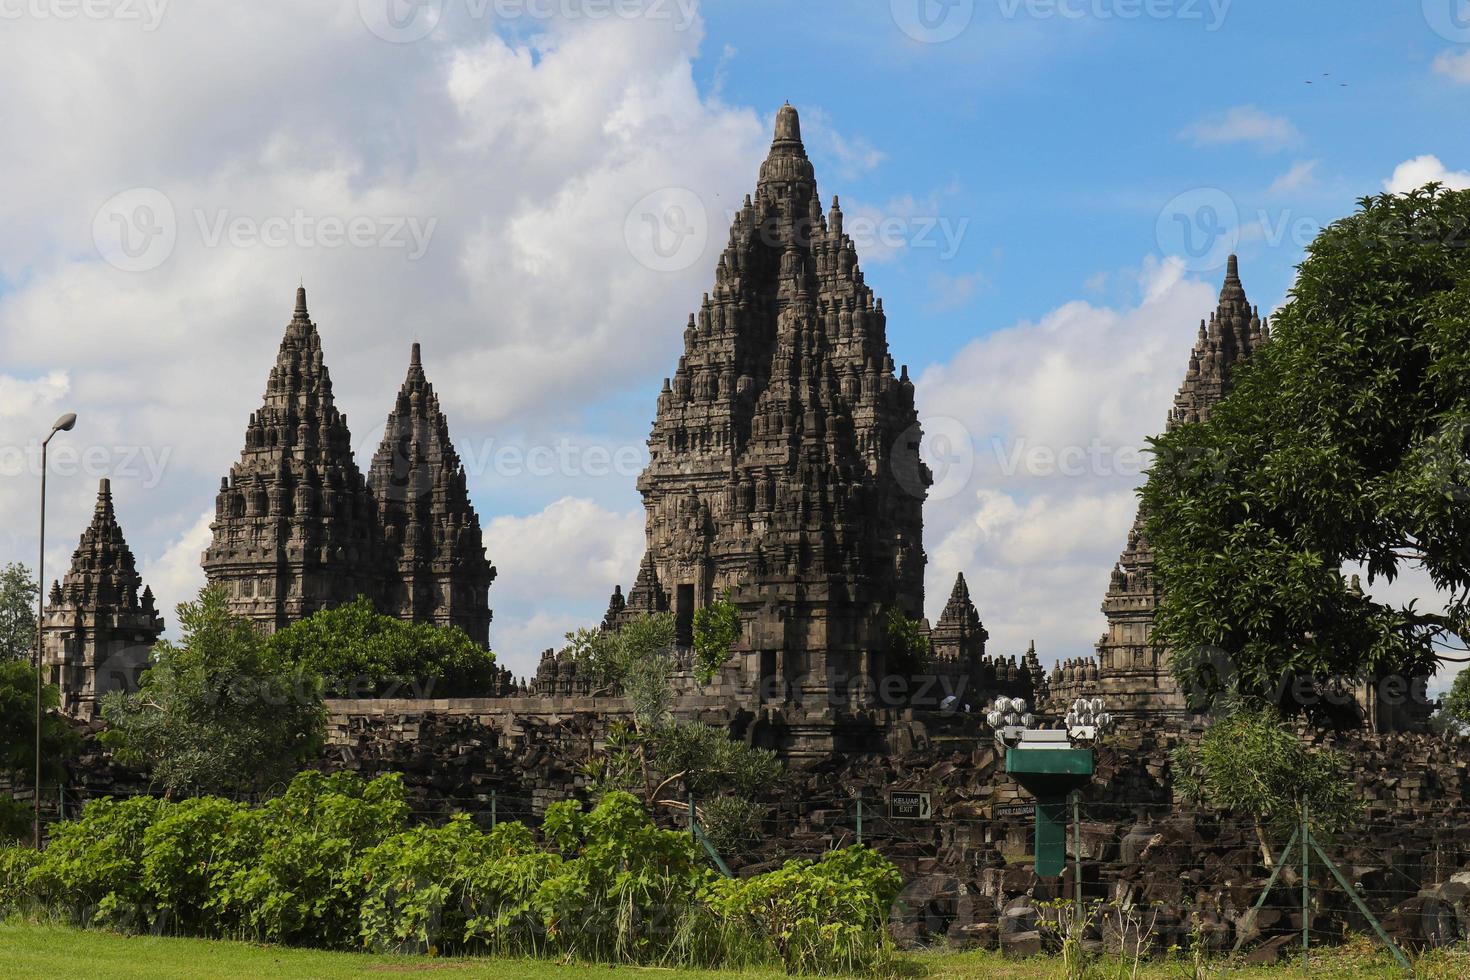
[1432,48,1470,84]
[483,497,644,675]
[1180,105,1299,151]
[1267,159,1319,195]
[1384,155,1470,194]
[916,256,1222,664]
[138,510,213,620]
[0,4,769,657]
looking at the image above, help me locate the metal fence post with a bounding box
[1301,800,1310,972]
[490,788,497,829]
[1072,791,1083,922]
[856,798,863,846]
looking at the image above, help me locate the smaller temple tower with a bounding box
[368,342,496,646]
[42,479,164,719]
[929,572,988,664]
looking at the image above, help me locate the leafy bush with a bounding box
[712,846,902,974]
[357,814,490,954]
[267,596,498,698]
[0,845,41,914]
[212,771,409,946]
[461,823,561,955]
[140,796,245,934]
[28,795,166,926]
[8,773,904,975]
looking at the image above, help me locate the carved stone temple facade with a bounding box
[201,286,495,645]
[615,105,931,754]
[41,479,165,720]
[1093,255,1268,717]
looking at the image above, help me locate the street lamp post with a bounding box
[34,412,76,849]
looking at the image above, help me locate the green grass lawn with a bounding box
[1,921,1463,979]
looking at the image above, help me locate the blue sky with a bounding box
[1,1,1467,683]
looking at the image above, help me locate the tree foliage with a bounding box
[574,613,783,850]
[100,587,325,799]
[0,562,38,664]
[1143,185,1470,710]
[1172,705,1360,864]
[0,658,79,788]
[265,595,498,698]
[885,606,931,677]
[692,592,740,685]
[1441,668,1470,731]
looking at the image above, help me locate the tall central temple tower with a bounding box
[625,105,930,753]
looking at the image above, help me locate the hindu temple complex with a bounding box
[36,106,1428,745]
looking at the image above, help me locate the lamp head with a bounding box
[51,413,77,433]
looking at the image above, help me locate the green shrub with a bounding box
[29,796,166,927]
[461,823,561,955]
[212,771,409,947]
[5,772,906,976]
[0,846,41,914]
[140,796,245,934]
[533,791,709,963]
[712,846,902,974]
[357,814,490,954]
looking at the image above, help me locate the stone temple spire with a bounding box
[930,572,988,664]
[369,342,495,647]
[1096,256,1269,717]
[1170,254,1267,427]
[43,479,164,719]
[203,284,385,631]
[625,103,929,755]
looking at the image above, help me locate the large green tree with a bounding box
[1144,185,1470,710]
[0,563,38,663]
[101,587,324,798]
[264,595,498,698]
